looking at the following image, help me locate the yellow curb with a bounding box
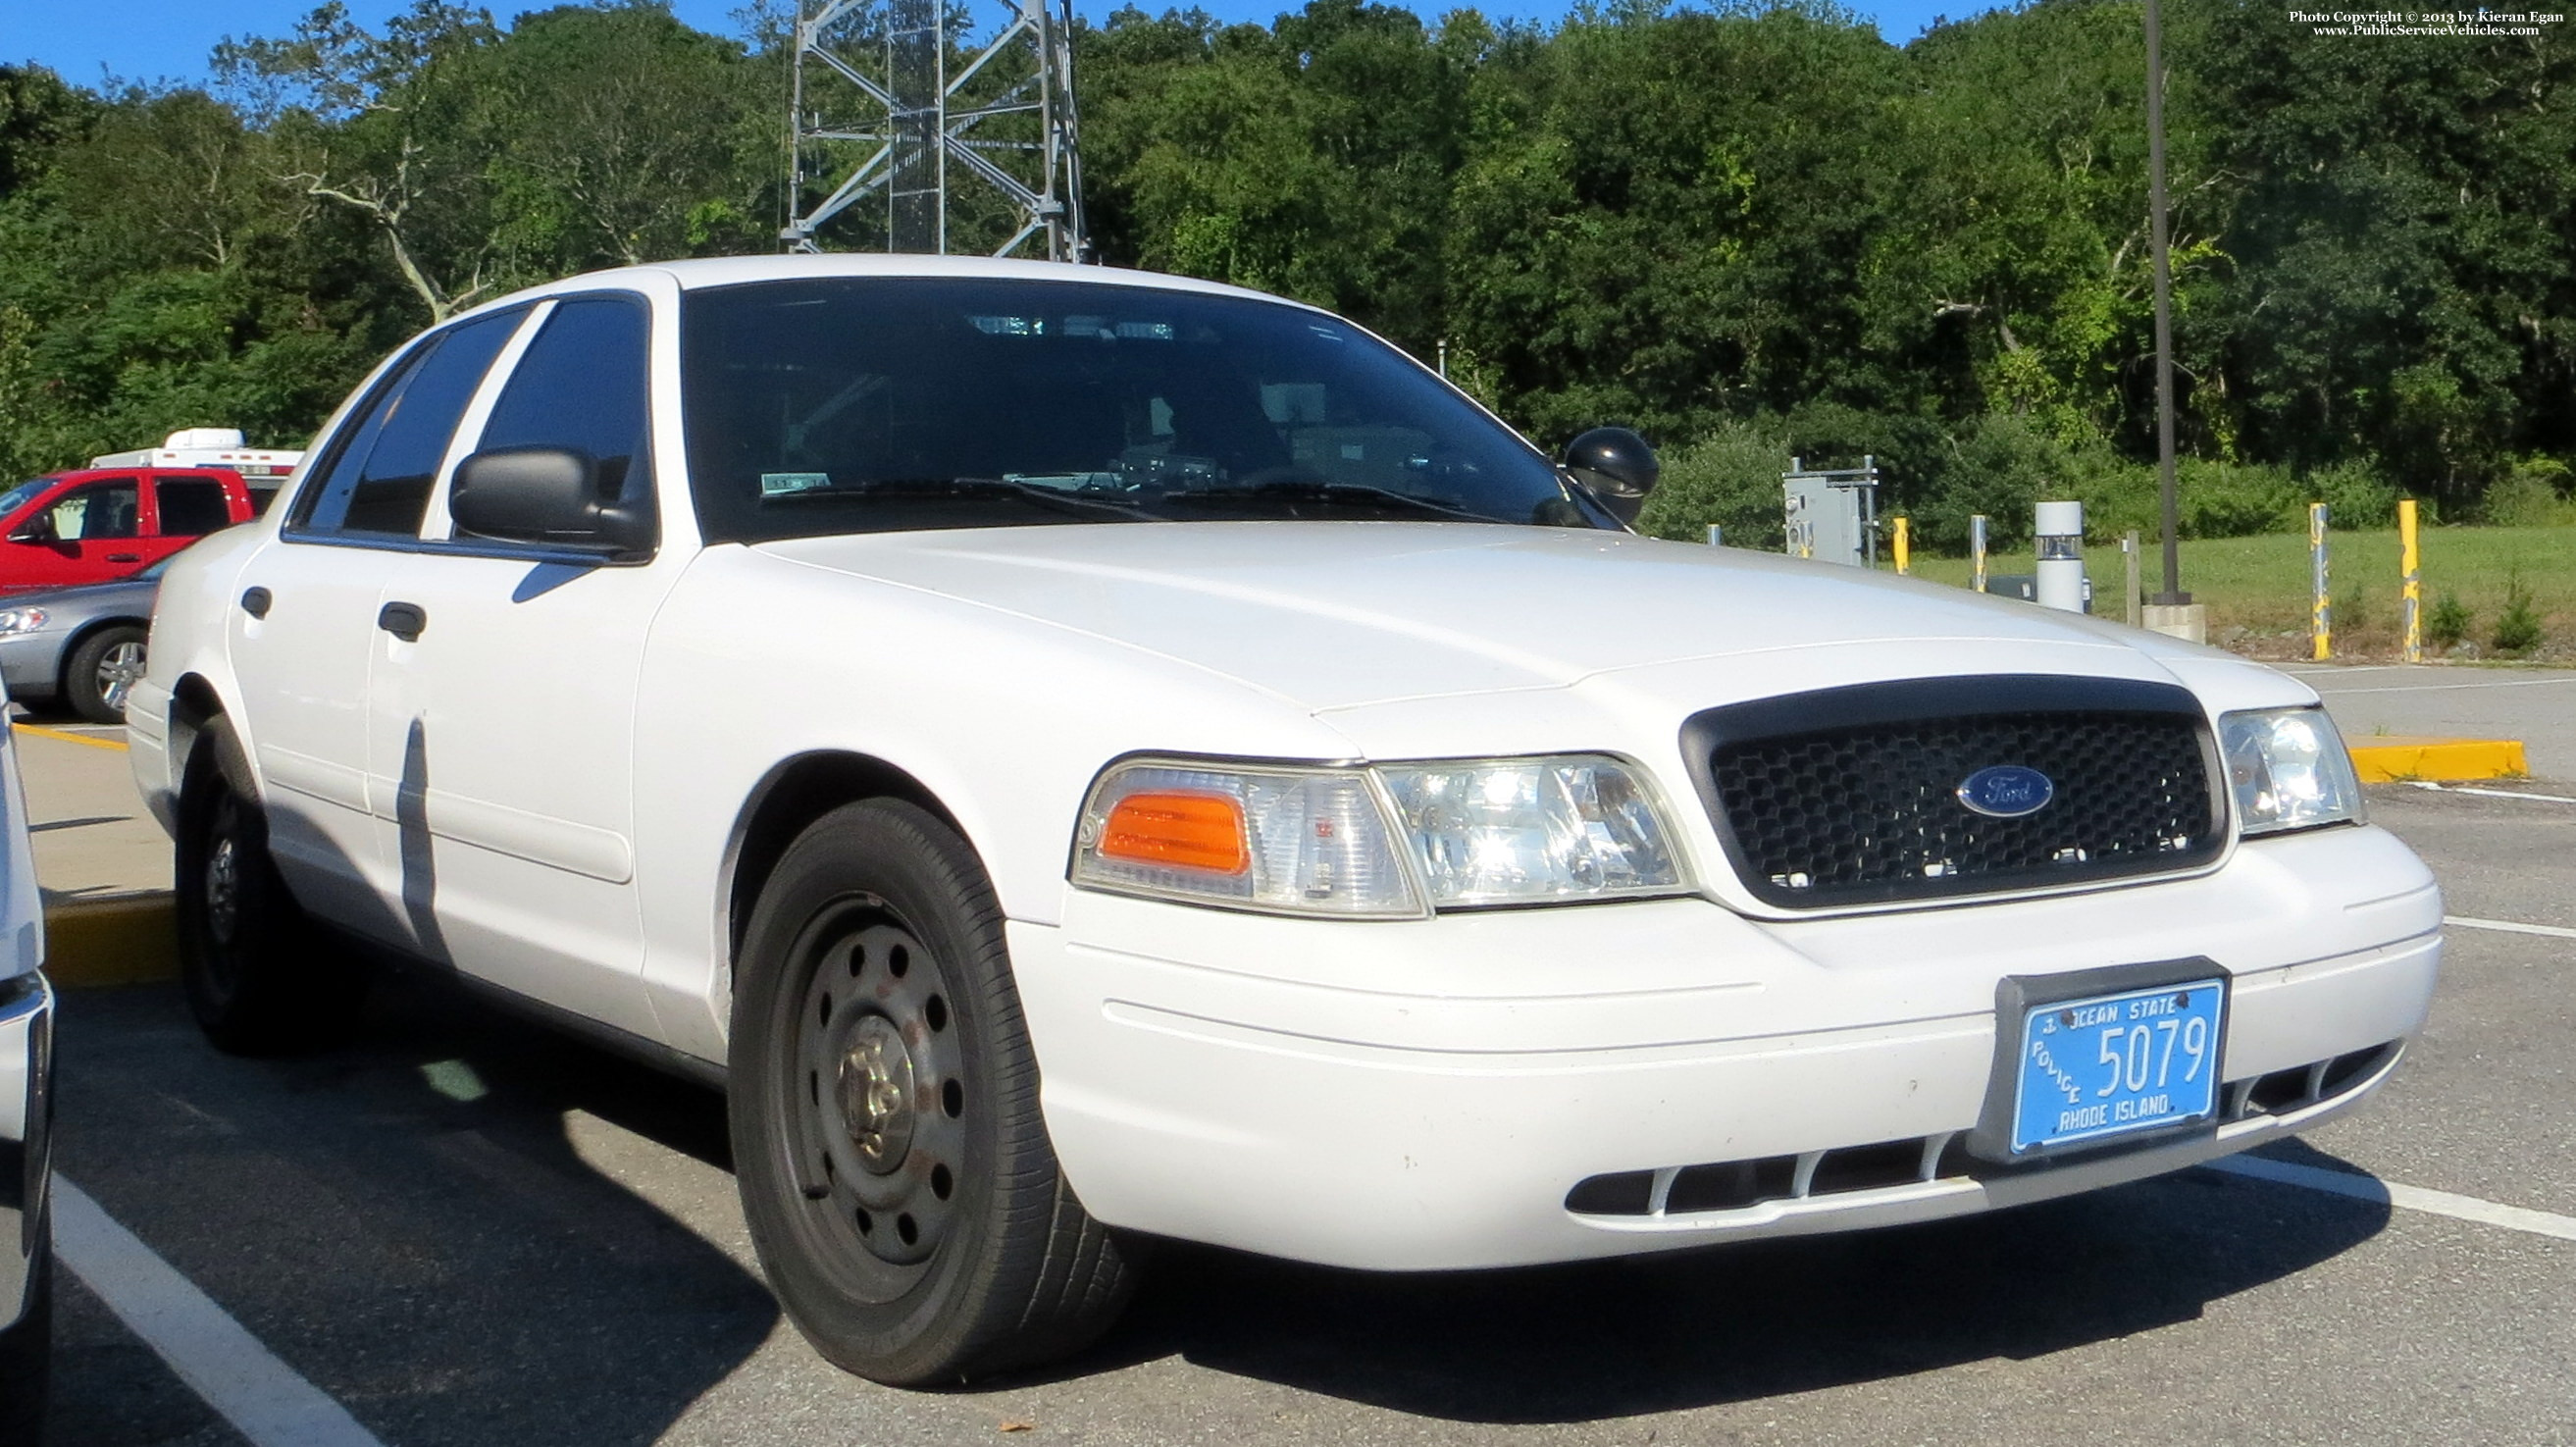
[2348,736,2529,784]
[42,893,178,988]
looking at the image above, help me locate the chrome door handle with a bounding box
[377,600,427,642]
[239,587,272,618]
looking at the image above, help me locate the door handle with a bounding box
[239,587,271,618]
[377,601,427,642]
[107,553,140,563]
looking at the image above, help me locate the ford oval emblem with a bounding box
[1957,765,2055,818]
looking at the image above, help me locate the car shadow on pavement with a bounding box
[46,973,777,1447]
[1083,1151,2392,1423]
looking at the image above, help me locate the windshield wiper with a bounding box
[1163,480,1488,521]
[759,476,1155,521]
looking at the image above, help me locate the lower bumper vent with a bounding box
[1565,1040,2403,1219]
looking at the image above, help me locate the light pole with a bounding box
[2144,0,2185,610]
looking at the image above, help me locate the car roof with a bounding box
[452,254,1320,321]
[22,468,238,486]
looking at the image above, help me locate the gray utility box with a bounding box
[1781,456,1879,567]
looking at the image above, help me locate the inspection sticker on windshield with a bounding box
[2012,977,2225,1153]
[761,472,833,497]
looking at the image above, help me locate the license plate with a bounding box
[2010,977,2226,1153]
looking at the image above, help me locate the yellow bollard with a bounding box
[2309,502,2332,661]
[1892,516,1910,574]
[2399,498,2422,662]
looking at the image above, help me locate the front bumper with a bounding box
[0,636,62,702]
[1013,823,2442,1271]
[1,971,52,1331]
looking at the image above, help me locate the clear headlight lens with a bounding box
[0,607,48,636]
[2220,706,2366,836]
[1377,756,1682,906]
[1072,760,1421,917]
[1072,753,1688,916]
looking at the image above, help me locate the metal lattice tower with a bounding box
[783,0,1089,261]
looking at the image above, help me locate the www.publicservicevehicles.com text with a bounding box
[2293,8,2560,33]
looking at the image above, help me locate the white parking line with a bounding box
[53,1176,388,1447]
[2446,915,2576,941]
[2313,676,2576,696]
[2208,1156,2576,1243]
[2407,781,2576,804]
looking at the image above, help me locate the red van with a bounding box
[0,468,257,595]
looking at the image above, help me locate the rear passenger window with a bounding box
[296,308,522,539]
[156,479,232,537]
[476,295,652,510]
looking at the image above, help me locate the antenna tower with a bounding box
[783,0,1089,261]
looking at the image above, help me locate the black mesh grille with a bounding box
[1682,677,2225,908]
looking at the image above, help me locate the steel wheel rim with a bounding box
[97,640,144,713]
[200,794,245,989]
[778,898,969,1303]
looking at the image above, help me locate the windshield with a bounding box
[681,277,1594,543]
[0,480,55,518]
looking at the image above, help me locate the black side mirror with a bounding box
[8,512,55,545]
[451,446,654,559]
[1562,427,1660,527]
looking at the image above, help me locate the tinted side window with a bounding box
[156,479,232,536]
[299,309,522,538]
[52,481,140,541]
[477,295,653,510]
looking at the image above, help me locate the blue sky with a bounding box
[1,0,1980,89]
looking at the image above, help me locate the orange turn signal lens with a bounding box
[1098,791,1249,875]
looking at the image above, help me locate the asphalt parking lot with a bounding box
[25,669,2576,1446]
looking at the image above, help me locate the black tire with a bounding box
[0,1221,49,1447]
[175,719,364,1055]
[63,624,146,725]
[730,800,1139,1386]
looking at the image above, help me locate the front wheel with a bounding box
[729,800,1139,1385]
[64,624,146,725]
[175,719,363,1054]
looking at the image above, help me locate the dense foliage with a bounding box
[3,0,2571,545]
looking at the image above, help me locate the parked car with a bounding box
[0,555,167,724]
[0,467,254,596]
[0,711,54,1436]
[128,255,2441,1387]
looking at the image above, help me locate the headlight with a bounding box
[2220,706,2366,836]
[1376,756,1682,906]
[1072,753,1689,916]
[0,607,48,637]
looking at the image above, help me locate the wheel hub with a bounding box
[789,911,967,1280]
[99,642,144,711]
[840,1014,917,1172]
[206,835,240,947]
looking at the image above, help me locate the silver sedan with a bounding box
[0,557,163,723]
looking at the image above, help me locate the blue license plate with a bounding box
[2011,978,2227,1153]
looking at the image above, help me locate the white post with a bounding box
[1969,514,1989,593]
[2035,499,2086,612]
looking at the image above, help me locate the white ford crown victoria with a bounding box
[129,255,2441,1385]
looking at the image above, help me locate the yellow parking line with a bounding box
[12,721,130,751]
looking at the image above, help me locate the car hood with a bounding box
[753,522,2264,716]
[8,574,160,612]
